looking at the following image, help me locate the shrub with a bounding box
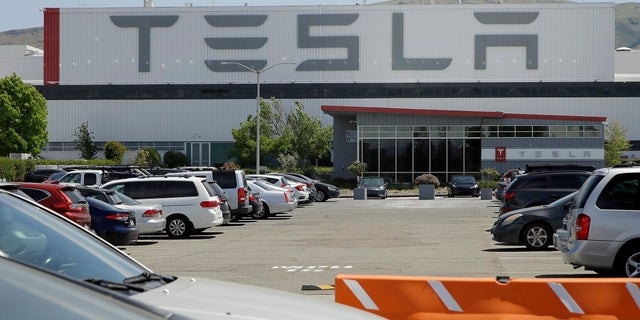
[415,173,440,186]
[144,148,161,166]
[347,161,367,178]
[103,141,126,163]
[163,150,188,168]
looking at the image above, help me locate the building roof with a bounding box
[321,105,607,123]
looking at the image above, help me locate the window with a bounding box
[596,174,640,210]
[164,181,198,198]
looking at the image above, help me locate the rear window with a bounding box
[574,174,604,209]
[211,171,238,189]
[120,181,162,199]
[61,188,87,204]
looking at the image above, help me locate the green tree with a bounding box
[143,147,161,166]
[604,120,632,166]
[130,149,152,166]
[163,150,188,168]
[103,141,126,163]
[229,98,332,170]
[0,73,48,156]
[72,122,97,160]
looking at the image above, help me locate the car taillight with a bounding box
[238,187,246,203]
[497,185,505,190]
[105,213,130,221]
[575,214,591,240]
[142,209,161,218]
[200,200,219,208]
[284,192,289,202]
[504,191,514,200]
[295,185,304,191]
[280,182,286,188]
[249,193,256,201]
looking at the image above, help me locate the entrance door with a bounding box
[190,142,210,166]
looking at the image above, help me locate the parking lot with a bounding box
[123,196,596,301]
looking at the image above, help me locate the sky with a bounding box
[2,0,636,32]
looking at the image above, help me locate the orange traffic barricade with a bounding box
[335,274,640,320]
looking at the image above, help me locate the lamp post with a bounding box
[221,61,296,174]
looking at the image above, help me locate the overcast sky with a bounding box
[2,0,634,32]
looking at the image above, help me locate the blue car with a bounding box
[85,197,139,246]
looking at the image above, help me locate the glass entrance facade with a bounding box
[358,126,482,183]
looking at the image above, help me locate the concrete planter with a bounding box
[480,187,493,200]
[353,187,368,200]
[418,184,436,200]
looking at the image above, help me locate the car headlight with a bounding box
[473,184,478,188]
[500,213,523,226]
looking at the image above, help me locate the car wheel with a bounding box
[521,222,552,250]
[614,247,640,277]
[166,216,191,239]
[448,190,454,198]
[252,207,268,219]
[262,203,271,217]
[316,190,327,202]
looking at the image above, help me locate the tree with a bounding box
[104,141,126,163]
[0,73,48,156]
[143,147,161,167]
[130,149,152,166]
[163,150,188,168]
[604,120,631,166]
[229,98,333,171]
[72,122,97,160]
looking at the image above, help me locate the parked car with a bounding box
[271,173,317,202]
[247,180,297,217]
[248,188,266,219]
[499,170,592,214]
[56,169,112,188]
[209,170,253,221]
[43,171,67,184]
[248,174,311,204]
[76,186,165,235]
[0,189,382,319]
[101,176,224,238]
[0,257,187,320]
[358,176,387,199]
[447,175,480,197]
[494,179,508,201]
[492,191,576,250]
[0,183,32,199]
[205,180,232,224]
[84,197,139,245]
[18,182,92,229]
[554,166,640,277]
[284,172,340,202]
[23,168,67,182]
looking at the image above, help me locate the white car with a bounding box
[247,180,297,217]
[101,176,224,238]
[247,174,310,204]
[0,190,384,320]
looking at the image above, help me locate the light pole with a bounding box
[221,61,296,174]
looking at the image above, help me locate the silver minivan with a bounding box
[554,166,640,277]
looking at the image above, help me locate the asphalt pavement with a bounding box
[122,195,596,302]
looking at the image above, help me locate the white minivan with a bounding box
[101,176,223,238]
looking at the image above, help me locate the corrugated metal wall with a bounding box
[56,4,614,85]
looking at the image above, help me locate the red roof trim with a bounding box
[321,105,504,118]
[321,105,606,123]
[43,8,60,86]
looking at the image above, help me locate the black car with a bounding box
[23,169,66,182]
[499,170,591,214]
[448,175,480,197]
[359,177,387,199]
[492,191,576,250]
[314,181,341,202]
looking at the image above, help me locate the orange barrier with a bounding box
[334,274,640,320]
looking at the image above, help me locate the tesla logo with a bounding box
[495,147,507,162]
[110,11,539,73]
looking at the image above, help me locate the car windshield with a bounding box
[0,191,150,289]
[453,176,476,183]
[547,191,577,207]
[113,191,140,206]
[361,178,384,186]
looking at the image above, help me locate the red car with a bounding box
[18,182,92,229]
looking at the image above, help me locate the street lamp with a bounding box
[221,61,296,174]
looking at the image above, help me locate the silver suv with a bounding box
[553,166,640,277]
